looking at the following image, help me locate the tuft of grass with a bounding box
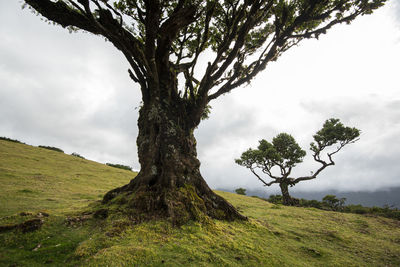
[1,140,400,266]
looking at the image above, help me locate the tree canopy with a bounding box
[24,0,386,108]
[236,118,360,205]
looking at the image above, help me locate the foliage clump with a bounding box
[267,194,284,204]
[0,137,24,144]
[322,194,346,211]
[106,163,133,171]
[344,204,400,220]
[38,145,64,153]
[71,152,85,159]
[235,188,246,195]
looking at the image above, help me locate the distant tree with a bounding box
[322,194,346,211]
[38,146,64,153]
[23,0,383,223]
[71,152,85,159]
[236,119,360,206]
[106,163,133,171]
[0,137,23,144]
[235,188,246,195]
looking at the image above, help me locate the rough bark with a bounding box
[279,182,299,206]
[102,86,246,224]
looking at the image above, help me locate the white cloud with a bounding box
[392,0,400,26]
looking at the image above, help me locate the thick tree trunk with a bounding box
[102,96,246,225]
[279,183,299,206]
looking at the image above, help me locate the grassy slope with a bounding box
[0,140,133,216]
[0,140,399,266]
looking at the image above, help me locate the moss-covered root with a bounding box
[104,184,247,226]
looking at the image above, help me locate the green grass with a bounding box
[1,140,400,266]
[0,140,133,216]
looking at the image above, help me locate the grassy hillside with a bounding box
[1,140,399,266]
[0,140,134,217]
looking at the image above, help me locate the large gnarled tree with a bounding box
[236,119,360,205]
[23,0,384,223]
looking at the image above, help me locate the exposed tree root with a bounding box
[102,173,247,226]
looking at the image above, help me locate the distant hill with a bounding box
[1,140,399,266]
[220,187,400,209]
[292,188,400,209]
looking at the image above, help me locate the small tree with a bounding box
[71,152,85,159]
[235,188,246,195]
[236,118,360,206]
[106,163,133,171]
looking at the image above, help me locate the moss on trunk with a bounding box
[102,99,246,225]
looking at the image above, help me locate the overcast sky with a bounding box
[1,1,399,194]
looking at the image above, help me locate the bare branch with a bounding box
[25,0,100,33]
[251,167,279,187]
[157,4,197,62]
[292,160,332,184]
[143,0,160,82]
[259,162,280,180]
[101,0,124,26]
[187,1,215,80]
[24,0,149,87]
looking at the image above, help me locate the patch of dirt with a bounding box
[65,214,92,227]
[19,212,33,216]
[36,212,49,218]
[18,218,44,233]
[0,218,44,233]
